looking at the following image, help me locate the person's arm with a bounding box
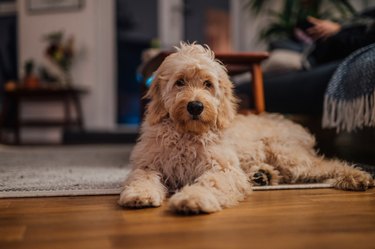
[306,16,342,40]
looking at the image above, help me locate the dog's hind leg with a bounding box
[266,143,374,191]
[119,169,167,208]
[168,165,251,214]
[298,159,374,191]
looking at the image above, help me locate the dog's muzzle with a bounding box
[187,101,204,119]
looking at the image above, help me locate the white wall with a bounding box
[158,0,184,49]
[18,0,116,131]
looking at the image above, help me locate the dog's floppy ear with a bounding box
[216,70,238,129]
[145,75,168,125]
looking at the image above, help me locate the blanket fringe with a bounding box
[322,89,375,133]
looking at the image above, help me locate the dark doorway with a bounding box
[115,0,231,126]
[116,0,158,125]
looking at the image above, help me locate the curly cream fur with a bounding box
[119,43,374,214]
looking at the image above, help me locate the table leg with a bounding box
[251,63,266,114]
[72,93,84,132]
[64,95,72,131]
[14,97,20,145]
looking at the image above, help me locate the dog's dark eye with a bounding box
[204,80,213,89]
[175,79,185,87]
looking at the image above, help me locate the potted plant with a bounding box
[43,31,75,86]
[23,60,39,89]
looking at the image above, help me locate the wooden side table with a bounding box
[0,86,87,144]
[140,51,269,117]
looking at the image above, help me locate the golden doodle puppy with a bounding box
[119,43,374,214]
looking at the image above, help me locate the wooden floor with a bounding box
[1,189,374,249]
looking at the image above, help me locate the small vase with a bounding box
[24,74,40,89]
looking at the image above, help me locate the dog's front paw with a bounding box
[331,169,374,191]
[118,187,164,208]
[168,186,221,214]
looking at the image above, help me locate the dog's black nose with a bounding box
[187,101,204,116]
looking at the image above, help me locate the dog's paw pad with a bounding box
[252,170,272,186]
[118,189,163,208]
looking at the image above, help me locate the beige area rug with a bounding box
[0,145,334,198]
[0,145,132,198]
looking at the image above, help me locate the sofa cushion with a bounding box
[262,49,303,74]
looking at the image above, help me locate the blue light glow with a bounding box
[146,75,154,88]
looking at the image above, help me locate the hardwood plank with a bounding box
[0,238,112,249]
[0,226,26,242]
[0,189,374,249]
[0,200,10,208]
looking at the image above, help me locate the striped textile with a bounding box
[322,43,375,132]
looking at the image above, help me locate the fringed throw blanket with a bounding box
[322,43,375,132]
